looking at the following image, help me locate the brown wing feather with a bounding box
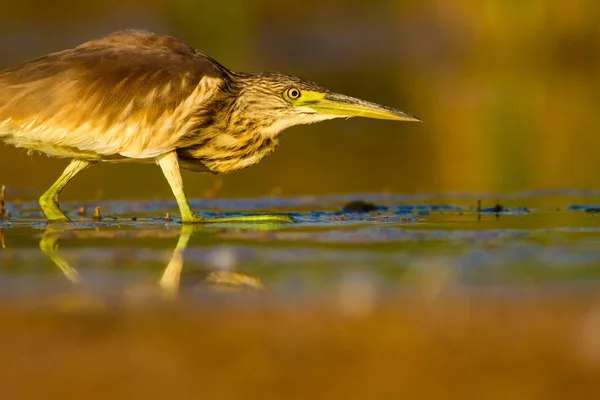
[0,30,227,158]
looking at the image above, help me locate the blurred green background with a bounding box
[1,0,600,202]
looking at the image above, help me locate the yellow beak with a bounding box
[308,92,421,122]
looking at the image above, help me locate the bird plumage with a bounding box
[0,31,230,163]
[0,30,336,173]
[0,30,419,223]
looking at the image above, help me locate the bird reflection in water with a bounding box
[38,224,264,300]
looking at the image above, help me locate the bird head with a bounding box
[230,73,420,137]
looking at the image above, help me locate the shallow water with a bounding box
[2,190,600,306]
[3,191,600,398]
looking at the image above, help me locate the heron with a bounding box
[0,30,420,224]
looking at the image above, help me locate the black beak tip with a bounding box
[402,113,422,122]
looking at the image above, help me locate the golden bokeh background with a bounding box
[1,0,600,201]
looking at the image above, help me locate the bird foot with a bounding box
[43,209,72,224]
[181,212,206,224]
[187,213,296,224]
[40,195,72,224]
[47,216,72,224]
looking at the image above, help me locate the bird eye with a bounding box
[286,88,301,100]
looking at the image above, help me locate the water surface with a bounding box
[2,190,600,305]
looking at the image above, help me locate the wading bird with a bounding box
[0,30,419,223]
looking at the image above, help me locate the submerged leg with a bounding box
[40,159,93,223]
[156,151,295,224]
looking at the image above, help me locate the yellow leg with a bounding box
[156,152,204,223]
[40,159,93,223]
[156,151,295,224]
